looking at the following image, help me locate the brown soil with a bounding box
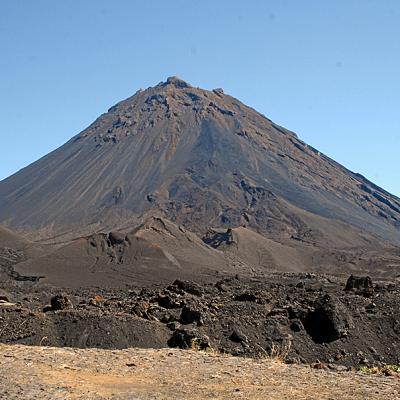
[0,344,398,400]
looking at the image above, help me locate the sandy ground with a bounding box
[0,344,398,399]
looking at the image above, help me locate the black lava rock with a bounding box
[50,294,73,311]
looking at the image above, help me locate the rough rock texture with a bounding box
[1,274,400,368]
[345,275,374,296]
[49,294,73,311]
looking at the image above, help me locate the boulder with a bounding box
[303,294,353,343]
[156,293,183,309]
[290,320,303,333]
[180,305,204,326]
[132,300,150,318]
[50,294,73,311]
[229,328,248,343]
[168,328,210,350]
[234,292,258,302]
[171,280,203,296]
[88,295,105,307]
[345,275,374,296]
[108,231,126,245]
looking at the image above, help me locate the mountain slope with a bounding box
[0,76,399,246]
[0,225,28,249]
[14,217,240,287]
[0,224,52,282]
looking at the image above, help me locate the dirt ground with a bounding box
[0,344,398,400]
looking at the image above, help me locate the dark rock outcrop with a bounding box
[345,275,374,296]
[303,294,353,343]
[168,328,210,350]
[50,294,73,311]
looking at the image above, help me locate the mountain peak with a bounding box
[164,76,191,89]
[1,78,399,248]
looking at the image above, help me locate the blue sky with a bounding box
[0,0,399,196]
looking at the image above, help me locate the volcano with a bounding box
[0,77,400,285]
[1,77,400,241]
[2,77,400,372]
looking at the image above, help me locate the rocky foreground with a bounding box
[1,272,400,367]
[0,344,398,400]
